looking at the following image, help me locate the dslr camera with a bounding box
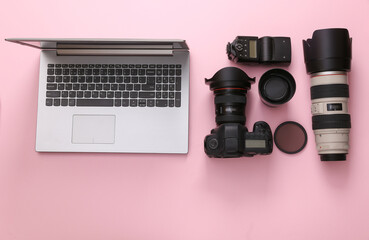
[227,36,291,65]
[204,67,273,158]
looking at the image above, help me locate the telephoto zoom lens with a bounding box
[303,28,352,161]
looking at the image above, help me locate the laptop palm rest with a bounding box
[72,115,115,144]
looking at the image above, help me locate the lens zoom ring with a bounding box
[311,84,349,100]
[312,114,351,130]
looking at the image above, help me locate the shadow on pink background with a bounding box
[1,0,369,239]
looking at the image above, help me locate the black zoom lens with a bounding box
[205,67,255,125]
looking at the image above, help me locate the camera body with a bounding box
[227,36,291,65]
[205,122,273,158]
[204,67,273,158]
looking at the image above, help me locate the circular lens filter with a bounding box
[274,121,307,154]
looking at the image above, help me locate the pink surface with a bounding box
[1,0,369,239]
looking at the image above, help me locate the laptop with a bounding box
[6,38,190,153]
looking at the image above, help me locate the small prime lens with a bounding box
[303,29,352,161]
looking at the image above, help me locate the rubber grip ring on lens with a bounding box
[310,84,349,99]
[312,114,351,130]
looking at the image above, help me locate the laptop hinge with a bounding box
[56,49,174,56]
[56,43,175,56]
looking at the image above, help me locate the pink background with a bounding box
[1,0,369,239]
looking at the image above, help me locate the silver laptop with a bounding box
[6,38,190,153]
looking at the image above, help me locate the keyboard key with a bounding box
[111,84,118,90]
[93,76,101,83]
[61,99,68,106]
[66,84,73,90]
[169,92,175,98]
[139,92,155,98]
[131,69,138,75]
[69,99,76,106]
[146,69,155,75]
[56,76,63,82]
[62,91,68,98]
[46,98,53,106]
[122,92,129,98]
[122,99,129,106]
[147,99,155,107]
[47,76,55,82]
[134,84,140,91]
[63,76,71,82]
[54,98,61,106]
[130,92,138,98]
[116,77,124,83]
[103,84,110,90]
[114,99,122,107]
[77,91,83,98]
[175,92,181,107]
[46,91,61,97]
[62,69,70,75]
[47,69,55,75]
[118,84,125,90]
[175,77,181,91]
[101,76,108,83]
[84,91,92,98]
[126,84,133,91]
[156,100,168,107]
[169,84,175,91]
[130,99,137,107]
[96,84,103,90]
[139,99,146,107]
[109,76,116,83]
[47,64,54,68]
[100,91,107,98]
[69,91,76,98]
[163,92,168,98]
[115,92,122,98]
[88,84,95,90]
[169,100,174,107]
[139,69,146,75]
[176,64,182,68]
[107,91,114,98]
[78,69,85,75]
[92,91,99,98]
[142,84,155,91]
[139,77,146,83]
[169,69,175,76]
[108,69,115,75]
[81,84,88,90]
[47,83,57,90]
[124,77,131,83]
[131,77,138,83]
[176,69,182,75]
[169,64,175,68]
[77,99,113,107]
[147,77,155,85]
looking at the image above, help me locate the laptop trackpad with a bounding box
[72,115,115,144]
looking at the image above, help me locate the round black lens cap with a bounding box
[258,69,296,106]
[274,121,308,154]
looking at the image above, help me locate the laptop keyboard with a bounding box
[45,64,182,107]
